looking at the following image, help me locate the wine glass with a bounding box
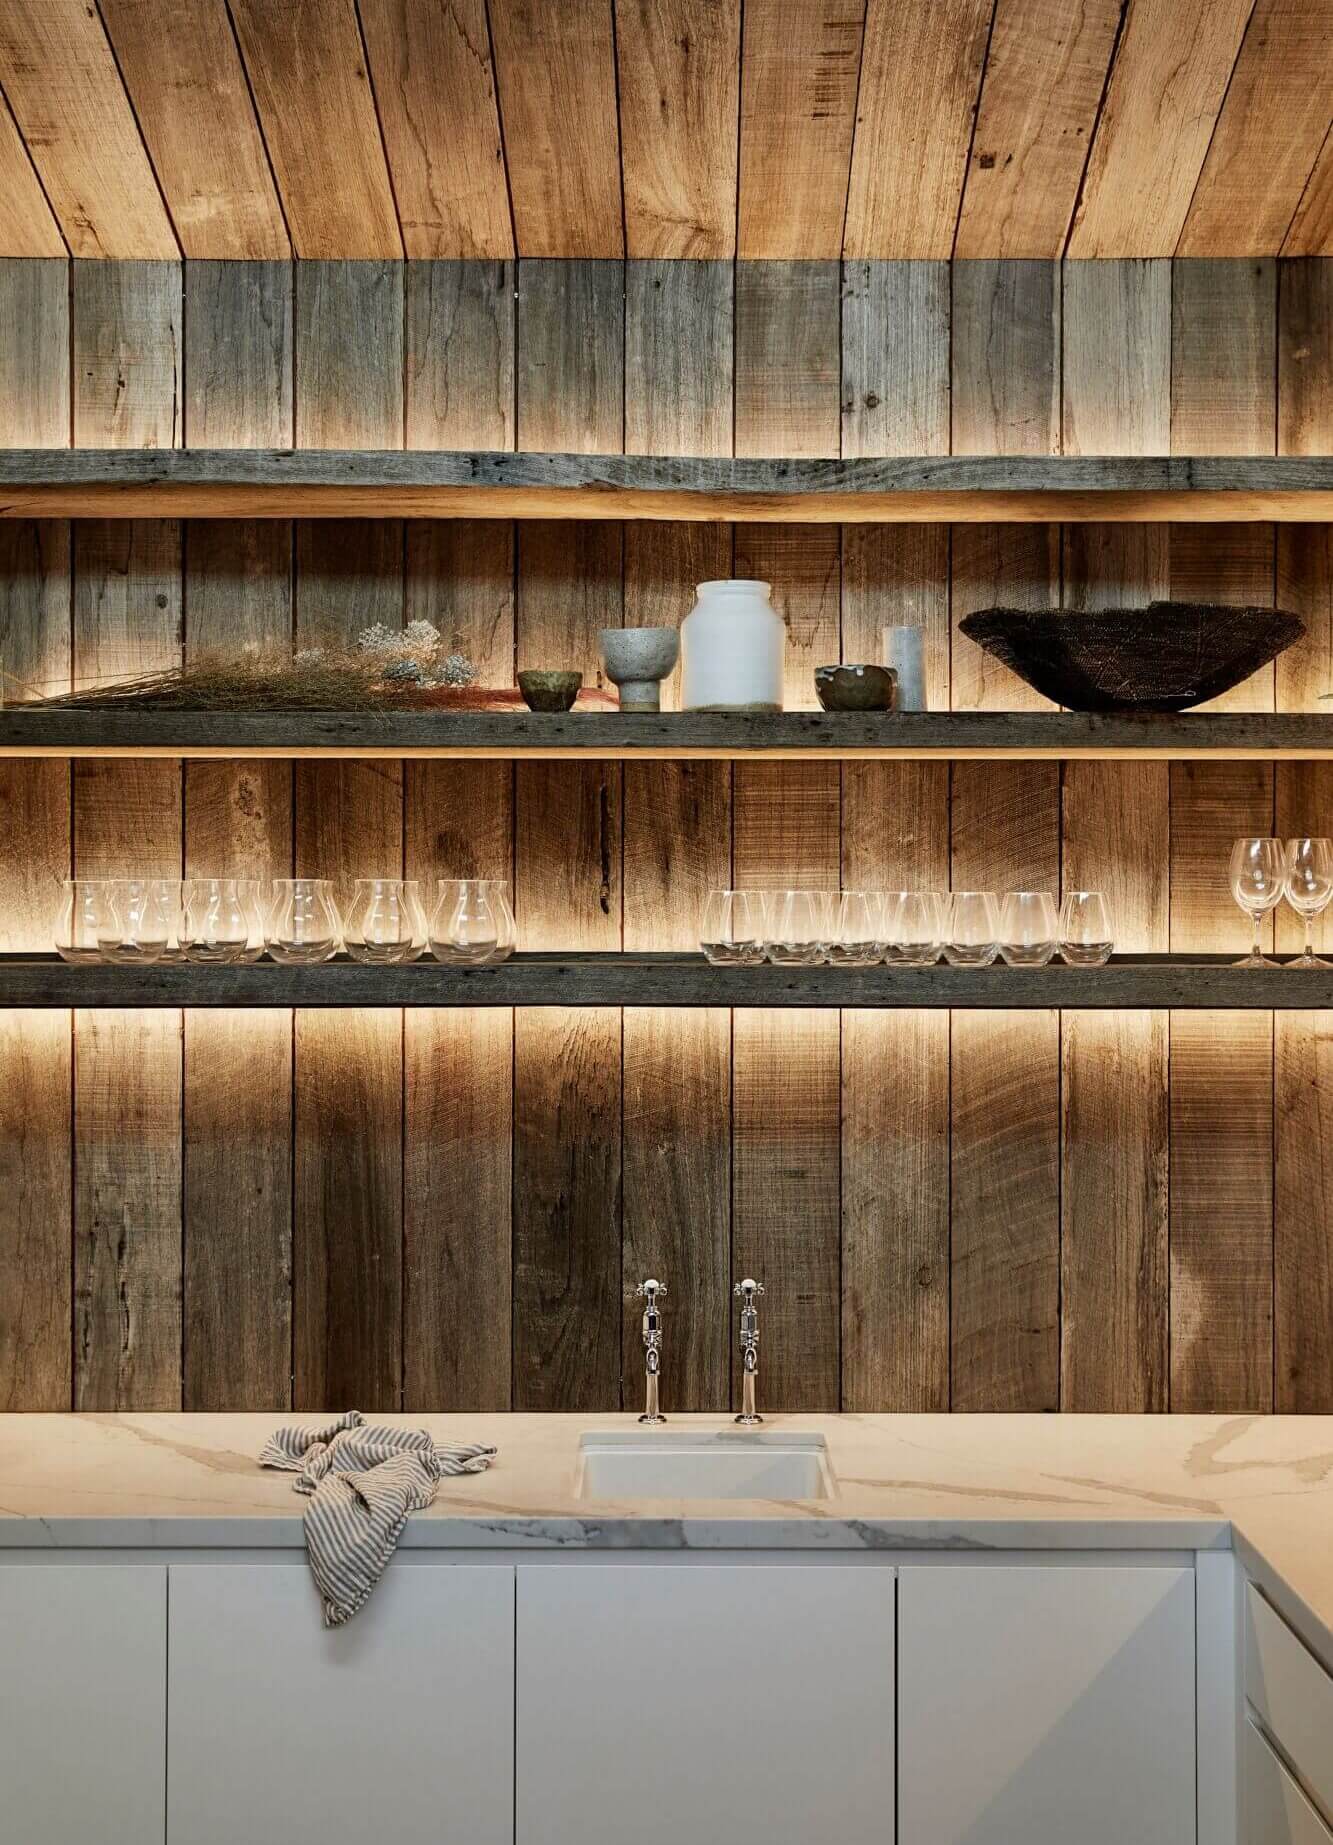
[97,878,176,964]
[1283,837,1333,969]
[882,891,944,966]
[1058,890,1114,966]
[700,889,766,966]
[181,877,251,963]
[267,878,341,963]
[430,879,501,964]
[1229,837,1284,968]
[827,891,881,967]
[764,890,830,966]
[55,879,117,963]
[944,891,999,967]
[344,878,416,964]
[997,891,1058,967]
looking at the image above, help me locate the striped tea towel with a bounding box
[260,1411,497,1626]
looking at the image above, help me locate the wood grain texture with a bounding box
[0,93,65,257]
[1062,260,1172,455]
[841,261,950,458]
[183,262,293,446]
[487,0,623,258]
[406,519,514,685]
[1275,1008,1333,1410]
[841,523,950,707]
[1067,0,1256,258]
[955,0,1122,259]
[1278,258,1333,456]
[516,260,624,452]
[0,1012,71,1409]
[406,260,516,452]
[1172,259,1278,456]
[358,0,513,260]
[0,259,70,445]
[1276,526,1333,715]
[618,0,739,260]
[625,261,732,457]
[1283,127,1333,255]
[952,260,1062,457]
[97,0,288,258]
[734,523,840,710]
[735,262,841,458]
[844,0,992,259]
[294,261,404,448]
[1176,0,1333,259]
[0,0,178,258]
[228,0,402,258]
[737,0,864,260]
[72,262,181,450]
[951,523,1060,711]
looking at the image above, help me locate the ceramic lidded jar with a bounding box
[681,580,785,713]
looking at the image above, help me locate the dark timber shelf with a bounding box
[4,709,1333,761]
[1,450,1332,522]
[5,953,1331,1008]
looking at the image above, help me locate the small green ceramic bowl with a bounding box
[814,664,898,712]
[518,670,583,713]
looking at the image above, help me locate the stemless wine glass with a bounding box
[267,877,341,963]
[701,889,766,965]
[944,891,999,967]
[1283,837,1333,968]
[344,878,416,964]
[401,879,430,961]
[98,878,176,964]
[181,877,251,963]
[429,878,501,964]
[997,891,1058,967]
[478,879,517,962]
[827,891,882,967]
[1058,890,1114,966]
[1229,837,1285,968]
[55,879,117,963]
[764,890,831,966]
[882,891,944,966]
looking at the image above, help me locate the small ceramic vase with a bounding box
[597,627,680,712]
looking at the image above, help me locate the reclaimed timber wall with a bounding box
[1,254,1332,1417]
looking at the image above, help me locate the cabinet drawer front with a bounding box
[1244,1720,1333,1845]
[1245,1584,1333,1822]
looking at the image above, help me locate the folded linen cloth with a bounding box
[260,1411,497,1626]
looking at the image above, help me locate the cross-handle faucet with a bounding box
[734,1279,765,1425]
[635,1279,667,1424]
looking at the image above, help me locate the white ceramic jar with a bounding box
[680,580,785,712]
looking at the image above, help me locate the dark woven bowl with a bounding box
[959,603,1305,713]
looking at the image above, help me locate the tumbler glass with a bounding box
[344,878,416,964]
[266,878,341,963]
[429,879,501,964]
[944,891,999,967]
[700,889,767,965]
[764,890,831,966]
[98,878,177,964]
[55,879,117,963]
[827,891,882,967]
[882,890,944,966]
[1058,890,1114,966]
[181,877,251,963]
[478,879,517,962]
[998,890,1059,967]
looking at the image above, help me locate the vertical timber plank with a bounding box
[182,260,294,1411]
[0,257,71,1409]
[404,258,516,1410]
[293,261,406,1411]
[71,260,183,1411]
[734,261,841,459]
[950,257,1061,1413]
[513,257,624,1410]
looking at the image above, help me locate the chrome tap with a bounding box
[734,1279,765,1425]
[635,1279,667,1424]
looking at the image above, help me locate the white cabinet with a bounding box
[1242,1718,1333,1845]
[0,1564,166,1844]
[166,1563,514,1845]
[516,1563,895,1845]
[898,1564,1196,1845]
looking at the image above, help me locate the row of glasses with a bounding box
[1230,837,1333,967]
[55,877,517,966]
[701,889,1114,968]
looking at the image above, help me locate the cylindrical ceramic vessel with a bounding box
[882,625,927,711]
[681,580,784,713]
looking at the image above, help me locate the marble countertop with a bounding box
[3,1411,1331,1669]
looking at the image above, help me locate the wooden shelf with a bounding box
[2,450,1332,523]
[5,953,1330,1009]
[3,709,1333,761]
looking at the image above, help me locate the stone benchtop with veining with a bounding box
[3,1412,1332,1670]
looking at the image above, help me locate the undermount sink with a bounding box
[576,1431,834,1501]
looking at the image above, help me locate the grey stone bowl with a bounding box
[597,627,681,712]
[814,664,898,712]
[517,669,582,713]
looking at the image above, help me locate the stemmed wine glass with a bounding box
[1229,837,1285,967]
[1284,837,1333,968]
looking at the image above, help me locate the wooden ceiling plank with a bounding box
[0,92,65,257]
[358,0,513,259]
[737,0,865,261]
[0,0,178,258]
[228,0,402,259]
[1177,0,1333,258]
[954,0,1122,259]
[618,0,739,259]
[1067,0,1256,258]
[97,0,288,259]
[843,0,992,260]
[1283,122,1333,256]
[487,0,623,258]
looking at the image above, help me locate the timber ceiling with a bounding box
[0,0,1330,262]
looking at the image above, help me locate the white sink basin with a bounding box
[576,1431,834,1501]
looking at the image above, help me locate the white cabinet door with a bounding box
[1243,1718,1333,1845]
[516,1563,895,1845]
[0,1564,166,1844]
[167,1563,513,1845]
[898,1564,1195,1845]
